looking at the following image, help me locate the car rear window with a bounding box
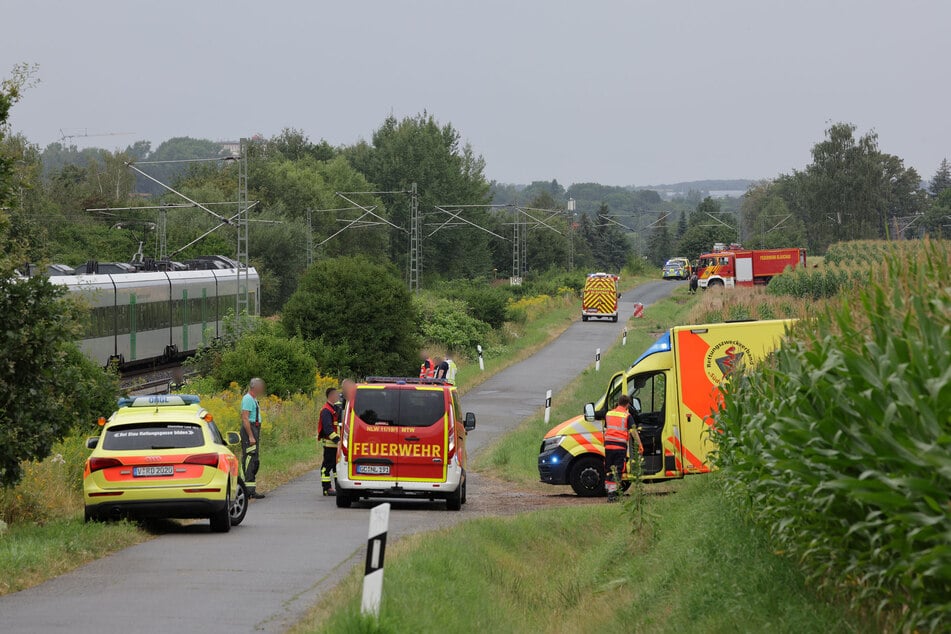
[102,423,204,450]
[355,389,445,427]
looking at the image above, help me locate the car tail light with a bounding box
[183,453,220,467]
[88,457,122,473]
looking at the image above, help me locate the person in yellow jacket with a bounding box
[318,386,342,496]
[603,394,643,502]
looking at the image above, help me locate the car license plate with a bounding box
[133,465,174,477]
[356,464,390,475]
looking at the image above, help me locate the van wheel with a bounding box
[446,485,462,511]
[461,477,468,505]
[569,456,605,497]
[84,507,96,523]
[210,487,232,533]
[582,315,588,322]
[336,492,353,508]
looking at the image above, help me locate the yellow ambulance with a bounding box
[538,319,793,495]
[582,273,620,322]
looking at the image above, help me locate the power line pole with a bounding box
[235,138,250,329]
[305,208,314,268]
[157,208,168,261]
[408,182,420,293]
[567,198,575,271]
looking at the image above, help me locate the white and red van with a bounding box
[335,377,476,510]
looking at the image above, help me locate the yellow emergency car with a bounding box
[83,395,247,532]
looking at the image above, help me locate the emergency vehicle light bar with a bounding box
[117,394,201,408]
[364,377,450,386]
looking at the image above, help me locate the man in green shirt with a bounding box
[241,378,266,499]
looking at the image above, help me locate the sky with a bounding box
[2,0,949,187]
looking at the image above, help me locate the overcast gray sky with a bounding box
[3,0,949,186]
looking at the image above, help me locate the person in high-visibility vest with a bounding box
[419,352,436,379]
[318,386,342,496]
[443,357,458,384]
[603,394,643,502]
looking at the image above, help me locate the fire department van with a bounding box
[582,272,620,322]
[538,319,793,495]
[335,377,476,510]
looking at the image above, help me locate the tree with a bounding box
[676,197,738,259]
[282,256,419,378]
[581,203,631,272]
[676,209,687,240]
[344,113,492,281]
[647,216,672,266]
[931,158,951,196]
[1,64,118,486]
[793,123,923,251]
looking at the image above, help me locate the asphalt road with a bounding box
[0,280,683,634]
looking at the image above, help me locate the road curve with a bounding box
[0,280,683,634]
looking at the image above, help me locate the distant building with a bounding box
[219,141,241,157]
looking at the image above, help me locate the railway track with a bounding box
[120,363,196,396]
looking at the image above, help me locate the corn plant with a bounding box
[713,241,950,631]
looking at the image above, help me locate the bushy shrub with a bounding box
[282,256,419,378]
[415,296,490,353]
[433,281,509,329]
[714,241,951,630]
[214,332,316,396]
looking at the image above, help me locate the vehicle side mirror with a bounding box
[583,403,596,422]
[630,397,642,413]
[86,436,99,450]
[464,412,476,432]
[226,431,241,445]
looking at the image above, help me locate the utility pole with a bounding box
[235,138,250,327]
[567,198,576,271]
[305,208,314,268]
[157,208,168,261]
[408,182,420,293]
[512,206,521,282]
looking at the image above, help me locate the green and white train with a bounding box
[50,262,260,368]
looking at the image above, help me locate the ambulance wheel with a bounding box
[611,316,618,322]
[335,492,353,508]
[582,316,588,322]
[210,487,232,533]
[461,477,468,504]
[446,484,462,511]
[569,456,605,497]
[230,481,248,526]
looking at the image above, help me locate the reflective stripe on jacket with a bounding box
[604,407,630,449]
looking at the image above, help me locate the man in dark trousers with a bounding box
[241,378,266,499]
[603,394,642,502]
[318,387,341,496]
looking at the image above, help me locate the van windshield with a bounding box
[355,389,445,427]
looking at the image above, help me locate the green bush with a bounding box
[714,241,951,630]
[415,296,490,353]
[282,256,419,378]
[433,281,509,329]
[214,333,316,396]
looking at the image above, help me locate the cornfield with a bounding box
[824,239,925,265]
[713,240,950,631]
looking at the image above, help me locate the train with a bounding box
[48,256,260,368]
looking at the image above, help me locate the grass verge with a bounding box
[474,284,695,484]
[292,476,856,634]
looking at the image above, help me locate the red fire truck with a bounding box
[697,245,806,289]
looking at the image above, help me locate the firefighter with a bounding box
[241,378,266,499]
[419,352,436,379]
[603,394,642,502]
[318,386,342,496]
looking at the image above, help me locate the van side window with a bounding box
[628,372,666,419]
[606,373,625,409]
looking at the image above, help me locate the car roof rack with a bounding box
[364,377,450,386]
[117,394,201,408]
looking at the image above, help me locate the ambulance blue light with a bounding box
[631,332,671,367]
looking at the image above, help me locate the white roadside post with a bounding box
[622,327,628,346]
[361,502,391,618]
[596,348,601,372]
[544,389,552,424]
[477,344,485,371]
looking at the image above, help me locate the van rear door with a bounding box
[392,387,449,482]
